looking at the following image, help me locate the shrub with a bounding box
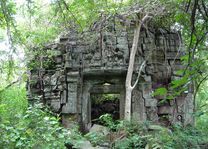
[112,121,206,149]
[0,85,28,124]
[0,104,71,149]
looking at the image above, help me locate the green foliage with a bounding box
[89,116,208,149]
[0,103,81,149]
[152,87,168,96]
[0,85,27,124]
[99,113,117,130]
[1,0,208,148]
[84,131,106,147]
[15,0,60,47]
[27,49,56,71]
[91,94,119,104]
[196,80,208,138]
[115,133,145,149]
[113,121,207,149]
[0,85,85,148]
[0,0,16,28]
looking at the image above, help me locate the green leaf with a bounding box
[171,76,188,89]
[152,87,168,96]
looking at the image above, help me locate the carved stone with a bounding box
[28,17,194,130]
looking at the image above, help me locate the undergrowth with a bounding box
[86,114,208,149]
[1,86,208,149]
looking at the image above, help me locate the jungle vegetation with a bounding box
[0,0,208,148]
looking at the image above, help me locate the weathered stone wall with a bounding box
[28,17,194,130]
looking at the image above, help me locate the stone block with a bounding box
[143,75,151,82]
[68,41,76,45]
[184,93,194,125]
[145,98,158,107]
[132,90,146,121]
[62,114,77,128]
[57,85,63,90]
[158,106,173,114]
[90,124,109,136]
[62,101,76,113]
[61,90,67,103]
[141,83,153,99]
[171,64,186,71]
[28,24,193,129]
[79,141,94,149]
[55,56,62,63]
[68,83,77,92]
[166,52,179,60]
[146,107,158,122]
[50,100,60,112]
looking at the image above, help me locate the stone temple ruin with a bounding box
[28,16,194,131]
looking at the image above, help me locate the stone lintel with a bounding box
[90,85,123,94]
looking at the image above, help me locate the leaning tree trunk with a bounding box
[124,14,150,121]
[124,23,142,121]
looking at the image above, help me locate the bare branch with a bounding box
[132,60,146,89]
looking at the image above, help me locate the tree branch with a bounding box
[60,0,84,31]
[132,60,146,89]
[0,80,19,94]
[194,74,208,102]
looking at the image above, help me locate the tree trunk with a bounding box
[124,23,142,120]
[124,86,133,121]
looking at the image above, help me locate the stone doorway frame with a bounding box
[81,76,125,131]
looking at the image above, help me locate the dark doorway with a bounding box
[91,93,120,124]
